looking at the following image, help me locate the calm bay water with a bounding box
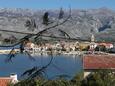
[0,54,82,79]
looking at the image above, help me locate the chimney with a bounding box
[10,73,18,84]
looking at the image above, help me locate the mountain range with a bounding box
[0,7,115,42]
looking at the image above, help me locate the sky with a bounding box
[0,0,114,10]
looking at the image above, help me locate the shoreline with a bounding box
[0,49,113,56]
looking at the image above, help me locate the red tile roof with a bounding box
[97,43,113,48]
[0,77,12,86]
[83,55,115,70]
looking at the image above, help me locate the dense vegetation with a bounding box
[9,69,115,86]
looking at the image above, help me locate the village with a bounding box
[0,34,114,55]
[22,34,114,55]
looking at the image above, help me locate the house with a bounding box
[24,41,35,51]
[79,42,90,50]
[0,77,12,86]
[89,42,113,51]
[25,42,34,49]
[97,43,113,49]
[89,42,97,51]
[0,74,18,86]
[83,55,115,78]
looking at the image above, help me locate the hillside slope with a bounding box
[0,8,115,41]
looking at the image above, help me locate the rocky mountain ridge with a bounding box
[0,8,115,41]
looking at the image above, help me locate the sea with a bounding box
[0,54,82,79]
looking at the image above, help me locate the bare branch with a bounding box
[25,51,36,61]
[5,48,18,62]
[21,66,38,76]
[0,8,72,80]
[21,50,53,79]
[58,29,71,39]
[0,7,71,48]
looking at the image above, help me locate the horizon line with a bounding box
[0,7,114,11]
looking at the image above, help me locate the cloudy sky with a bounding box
[0,0,114,9]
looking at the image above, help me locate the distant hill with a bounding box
[0,7,115,41]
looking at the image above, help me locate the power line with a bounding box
[0,29,88,41]
[0,29,34,34]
